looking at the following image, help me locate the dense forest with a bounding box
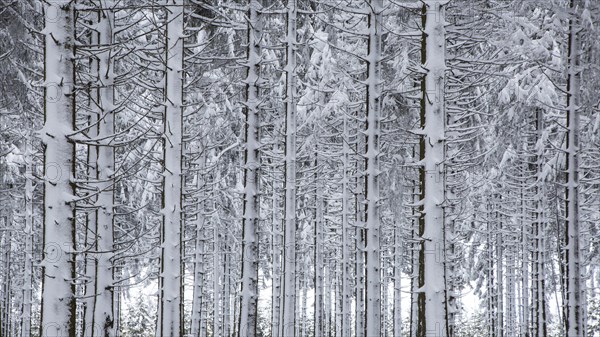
[0,0,599,336]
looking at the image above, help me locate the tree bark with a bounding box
[92,2,116,335]
[21,137,34,337]
[40,1,77,336]
[191,168,206,337]
[341,111,351,337]
[417,1,448,336]
[563,0,584,335]
[156,1,184,336]
[365,1,383,335]
[281,0,298,334]
[238,1,262,336]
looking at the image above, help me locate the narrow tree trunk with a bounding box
[506,237,516,336]
[410,146,419,337]
[191,185,206,337]
[314,152,324,337]
[394,217,402,337]
[487,201,496,337]
[335,262,342,337]
[40,1,77,336]
[281,0,298,334]
[238,1,262,335]
[21,138,34,337]
[341,112,351,337]
[381,263,388,336]
[563,0,584,335]
[223,241,232,337]
[301,271,308,337]
[445,217,457,337]
[1,228,12,337]
[365,1,383,335]
[355,114,366,337]
[214,223,222,337]
[190,31,209,337]
[417,1,448,336]
[496,194,504,337]
[271,149,282,337]
[521,176,530,336]
[324,261,332,337]
[85,21,99,335]
[113,263,121,337]
[532,108,547,337]
[157,1,184,336]
[92,3,116,335]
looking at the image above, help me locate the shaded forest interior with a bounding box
[1,0,600,336]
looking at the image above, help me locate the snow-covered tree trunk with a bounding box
[531,108,547,337]
[40,1,77,335]
[21,138,34,337]
[324,259,332,336]
[156,1,184,336]
[238,1,262,336]
[1,228,12,337]
[410,145,420,337]
[495,194,504,337]
[394,217,402,337]
[271,151,282,337]
[92,3,116,335]
[214,220,222,337]
[381,263,389,336]
[281,0,298,335]
[506,236,517,336]
[84,22,99,336]
[365,1,383,336]
[417,1,448,336]
[335,263,342,337]
[445,217,457,337]
[486,203,496,337]
[521,180,530,337]
[563,0,584,335]
[355,115,366,337]
[191,176,206,337]
[223,242,232,336]
[314,155,324,337]
[300,270,308,337]
[341,111,351,337]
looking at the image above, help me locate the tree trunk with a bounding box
[1,227,12,337]
[238,1,262,336]
[40,1,77,336]
[314,152,325,337]
[271,148,282,337]
[191,179,206,337]
[341,111,351,337]
[355,111,366,337]
[365,1,383,335]
[417,1,448,336]
[92,2,116,335]
[21,138,34,337]
[496,194,504,337]
[410,146,419,337]
[394,217,402,337]
[521,176,530,337]
[223,241,232,337]
[157,1,184,336]
[84,20,99,336]
[563,0,584,335]
[487,200,496,337]
[532,108,547,337]
[281,0,298,334]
